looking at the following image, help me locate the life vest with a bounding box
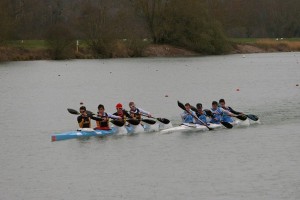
[96,112,109,128]
[78,115,91,128]
[181,110,195,123]
[210,107,223,124]
[196,111,207,123]
[130,108,141,120]
[221,107,234,123]
[117,110,127,122]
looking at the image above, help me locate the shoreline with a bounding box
[0,42,299,62]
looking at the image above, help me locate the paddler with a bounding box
[195,103,207,124]
[219,99,244,117]
[93,104,121,130]
[128,102,152,120]
[113,103,131,122]
[77,106,91,128]
[210,101,236,124]
[180,103,196,123]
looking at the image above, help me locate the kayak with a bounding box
[52,122,173,142]
[160,123,222,134]
[160,119,250,134]
[52,126,134,142]
[52,128,116,142]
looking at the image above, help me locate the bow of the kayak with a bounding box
[51,127,118,142]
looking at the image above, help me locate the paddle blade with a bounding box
[127,119,140,125]
[157,118,170,124]
[204,109,213,117]
[207,126,214,131]
[221,122,233,129]
[142,119,156,125]
[246,114,259,121]
[110,120,125,127]
[235,115,247,121]
[177,101,186,111]
[67,108,79,115]
[86,110,95,115]
[190,106,198,113]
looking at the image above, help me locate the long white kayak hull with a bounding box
[160,119,250,134]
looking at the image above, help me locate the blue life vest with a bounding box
[210,107,223,124]
[197,111,207,123]
[221,107,234,123]
[181,111,195,123]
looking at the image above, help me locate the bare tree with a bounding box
[46,23,75,59]
[131,0,169,43]
[0,0,15,44]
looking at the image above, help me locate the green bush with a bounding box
[163,0,230,54]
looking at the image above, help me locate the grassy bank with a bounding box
[230,38,300,44]
[1,38,300,61]
[6,40,47,49]
[231,38,300,52]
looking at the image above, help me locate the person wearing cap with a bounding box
[195,103,207,124]
[210,101,236,124]
[180,103,196,123]
[77,106,91,128]
[128,102,152,120]
[93,104,121,130]
[113,103,131,122]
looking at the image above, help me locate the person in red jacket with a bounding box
[113,103,131,122]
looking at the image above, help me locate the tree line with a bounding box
[1,0,299,58]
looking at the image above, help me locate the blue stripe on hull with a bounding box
[52,128,117,142]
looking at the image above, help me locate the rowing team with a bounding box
[181,99,250,125]
[77,101,152,130]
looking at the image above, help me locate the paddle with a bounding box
[177,101,213,131]
[67,108,80,115]
[246,114,259,121]
[140,113,170,124]
[226,107,259,121]
[235,115,247,121]
[67,108,125,127]
[199,108,233,129]
[126,109,170,124]
[126,119,140,125]
[141,119,156,125]
[67,108,95,116]
[118,117,154,125]
[189,107,232,129]
[192,106,245,123]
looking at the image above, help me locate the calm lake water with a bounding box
[0,53,299,200]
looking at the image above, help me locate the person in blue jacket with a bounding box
[210,101,236,124]
[219,99,244,121]
[180,103,196,123]
[195,103,207,124]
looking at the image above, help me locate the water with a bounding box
[0,53,299,200]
